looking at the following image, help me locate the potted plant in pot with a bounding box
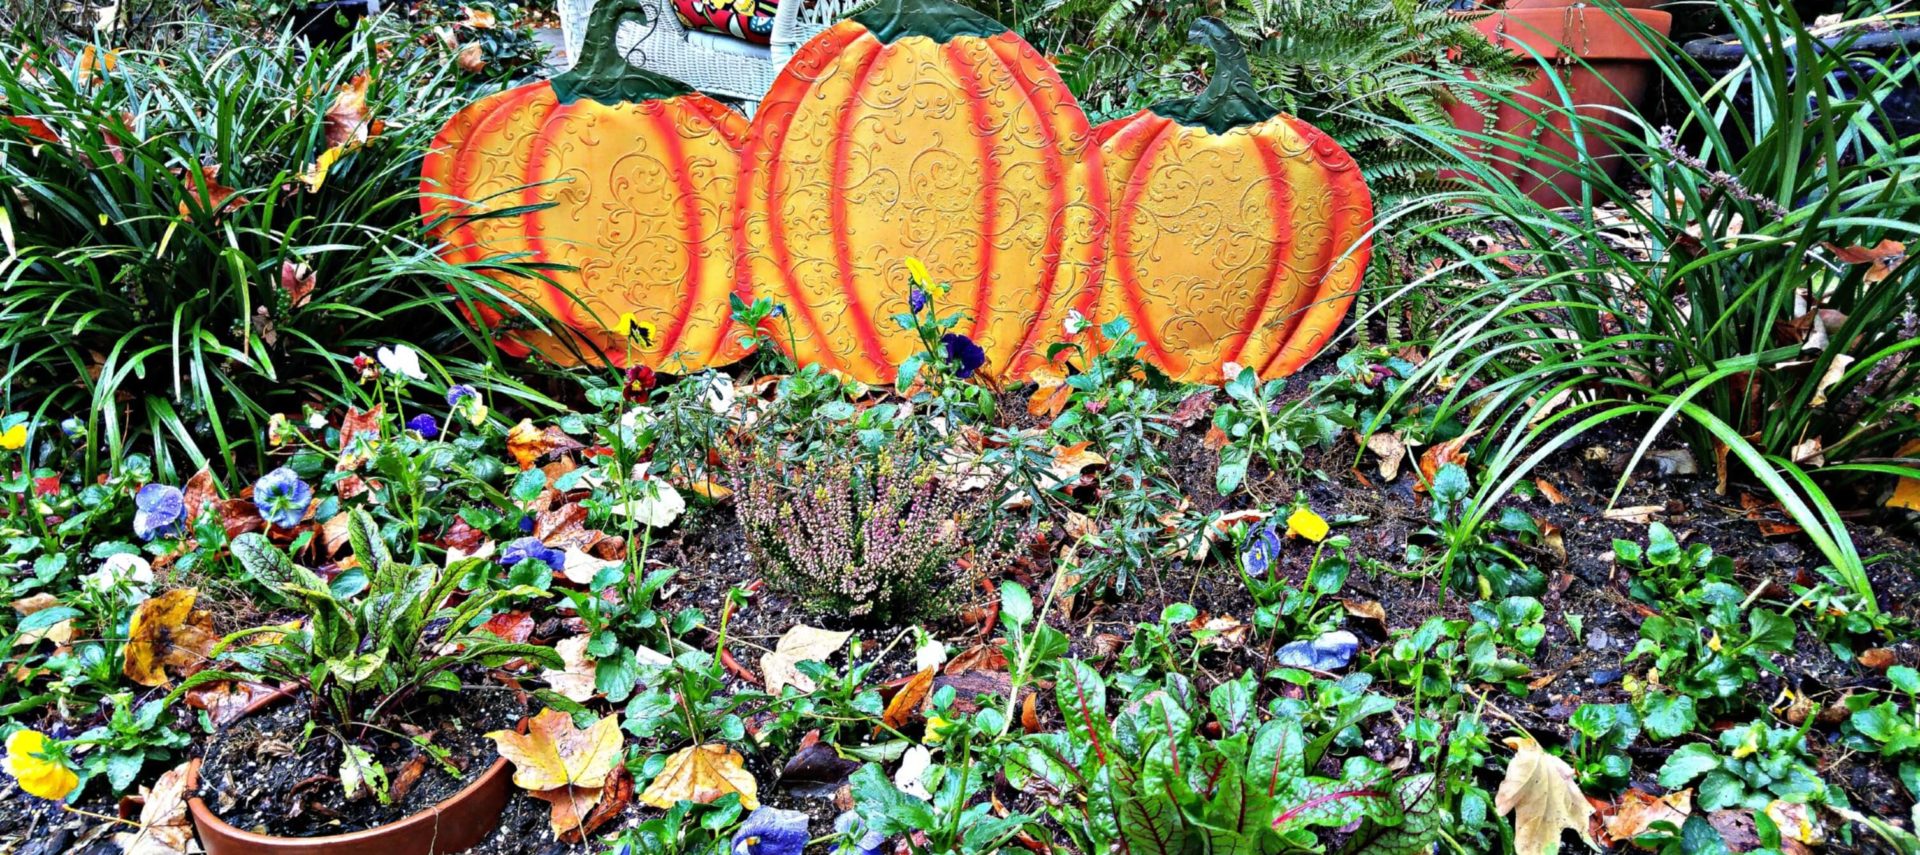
[174,511,558,855]
[1444,0,1675,206]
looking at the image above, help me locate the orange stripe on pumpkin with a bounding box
[1229,130,1300,367]
[1109,116,1182,371]
[646,98,706,360]
[825,39,898,375]
[945,40,1004,345]
[981,34,1073,374]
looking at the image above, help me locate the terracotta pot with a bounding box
[1503,0,1666,9]
[1445,6,1675,206]
[188,756,511,855]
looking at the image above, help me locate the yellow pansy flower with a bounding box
[0,422,26,451]
[904,257,931,286]
[923,714,954,744]
[616,313,659,349]
[4,730,76,801]
[1286,507,1329,542]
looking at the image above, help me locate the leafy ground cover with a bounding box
[2,1,1919,854]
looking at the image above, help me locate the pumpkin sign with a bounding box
[735,0,1107,385]
[421,0,751,369]
[1094,19,1372,384]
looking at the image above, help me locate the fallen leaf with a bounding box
[1809,354,1855,407]
[1602,505,1663,524]
[488,709,623,792]
[1826,239,1906,284]
[508,419,548,470]
[123,589,216,687]
[1534,478,1567,505]
[1604,788,1691,844]
[183,680,291,727]
[322,74,373,150]
[1027,367,1071,420]
[1858,648,1896,670]
[11,593,73,648]
[114,761,195,855]
[1366,431,1408,481]
[638,743,759,810]
[778,734,858,798]
[1168,389,1216,428]
[176,165,244,221]
[1766,800,1824,846]
[561,547,618,586]
[1886,440,1920,512]
[460,5,498,28]
[1496,736,1598,855]
[1042,443,1106,489]
[1415,433,1475,493]
[685,480,733,501]
[883,668,936,732]
[280,261,316,309]
[760,625,852,695]
[480,611,535,644]
[541,635,598,702]
[1340,598,1386,630]
[1021,693,1041,733]
[457,42,486,73]
[180,467,218,523]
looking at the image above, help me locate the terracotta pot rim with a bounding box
[187,755,509,852]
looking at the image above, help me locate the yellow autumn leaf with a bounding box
[123,588,217,688]
[488,709,623,793]
[1495,737,1597,855]
[637,743,758,811]
[507,418,547,470]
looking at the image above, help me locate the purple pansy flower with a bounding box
[133,483,185,541]
[732,807,808,855]
[940,333,986,379]
[500,537,564,573]
[407,413,440,439]
[253,467,313,529]
[1275,630,1360,672]
[908,286,928,315]
[518,515,535,534]
[445,384,477,407]
[1242,523,1283,579]
[831,811,887,855]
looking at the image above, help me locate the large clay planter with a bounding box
[1445,5,1674,206]
[188,756,511,855]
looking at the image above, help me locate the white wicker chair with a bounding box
[557,0,875,111]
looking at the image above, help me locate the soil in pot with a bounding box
[195,684,523,839]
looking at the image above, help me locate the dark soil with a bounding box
[195,682,525,839]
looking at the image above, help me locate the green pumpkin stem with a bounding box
[851,0,1008,45]
[1152,17,1279,135]
[551,0,695,105]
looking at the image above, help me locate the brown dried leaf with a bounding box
[114,761,195,855]
[489,709,623,792]
[1415,433,1474,493]
[1496,737,1597,855]
[280,261,316,309]
[1604,788,1691,844]
[1826,239,1907,284]
[883,668,936,731]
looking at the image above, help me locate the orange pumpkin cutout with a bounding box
[421,0,751,370]
[736,0,1107,385]
[1094,19,1372,384]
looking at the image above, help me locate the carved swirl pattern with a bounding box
[737,24,1106,385]
[421,83,750,369]
[1094,111,1373,384]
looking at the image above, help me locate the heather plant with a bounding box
[731,440,1003,624]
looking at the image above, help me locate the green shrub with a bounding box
[0,20,562,482]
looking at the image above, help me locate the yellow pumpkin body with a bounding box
[736,0,1106,384]
[421,0,751,369]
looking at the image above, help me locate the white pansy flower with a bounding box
[83,553,153,593]
[376,344,428,382]
[611,479,685,528]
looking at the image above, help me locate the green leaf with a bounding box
[1639,693,1698,741]
[850,763,936,835]
[1695,769,1746,811]
[1657,743,1720,788]
[104,751,145,793]
[595,648,641,703]
[340,743,390,805]
[1000,582,1033,627]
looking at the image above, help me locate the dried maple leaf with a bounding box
[12,593,74,648]
[183,680,293,727]
[1365,431,1408,481]
[123,589,216,687]
[1495,736,1597,855]
[637,743,759,810]
[761,625,852,695]
[114,760,195,855]
[489,709,623,795]
[180,467,217,523]
[1603,788,1691,844]
[457,43,486,74]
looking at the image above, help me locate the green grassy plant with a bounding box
[0,20,566,483]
